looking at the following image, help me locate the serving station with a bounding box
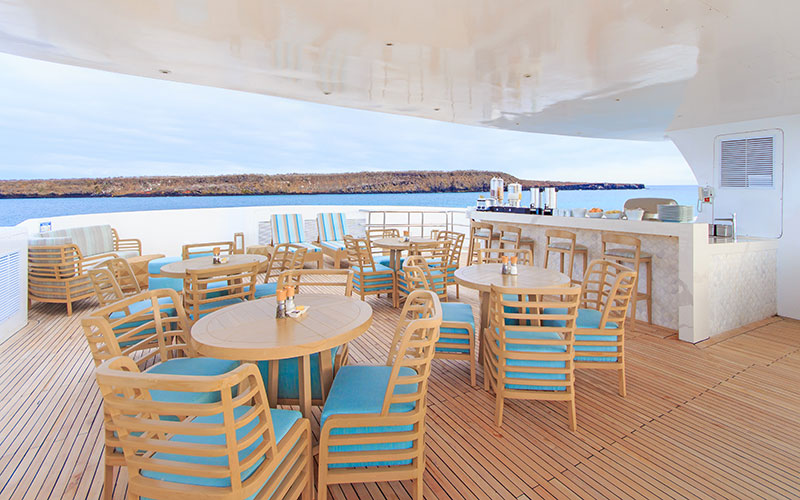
[468,209,778,343]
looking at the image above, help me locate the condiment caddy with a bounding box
[275,286,309,319]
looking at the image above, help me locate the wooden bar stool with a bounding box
[496,224,536,266]
[544,229,588,284]
[467,220,496,265]
[601,232,652,324]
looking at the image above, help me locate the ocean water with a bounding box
[0,185,697,227]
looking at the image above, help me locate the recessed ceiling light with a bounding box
[523,74,531,78]
[158,69,171,74]
[323,91,332,95]
[385,42,393,46]
[433,107,440,111]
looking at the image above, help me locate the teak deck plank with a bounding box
[0,280,799,500]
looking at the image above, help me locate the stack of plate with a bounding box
[657,204,694,222]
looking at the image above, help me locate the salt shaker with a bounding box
[501,255,509,275]
[510,256,518,275]
[276,288,287,319]
[285,286,296,312]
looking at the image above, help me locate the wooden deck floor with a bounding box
[2,285,800,499]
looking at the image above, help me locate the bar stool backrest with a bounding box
[601,232,642,264]
[495,224,522,248]
[546,229,577,248]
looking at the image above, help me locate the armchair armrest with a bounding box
[79,252,120,272]
[114,237,142,255]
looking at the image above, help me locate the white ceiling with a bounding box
[1,0,799,140]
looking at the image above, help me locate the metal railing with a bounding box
[361,209,469,237]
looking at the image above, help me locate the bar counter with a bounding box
[468,209,778,343]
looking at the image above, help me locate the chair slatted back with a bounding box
[477,247,534,265]
[82,289,192,370]
[88,268,127,308]
[28,244,83,280]
[343,235,377,272]
[94,357,304,499]
[264,243,307,283]
[184,261,258,324]
[277,269,354,297]
[182,241,235,260]
[495,224,522,248]
[233,232,245,254]
[581,260,637,328]
[101,257,140,296]
[383,290,442,415]
[487,285,581,392]
[270,214,307,245]
[366,228,399,257]
[316,213,348,242]
[433,230,464,268]
[601,232,642,263]
[401,255,448,300]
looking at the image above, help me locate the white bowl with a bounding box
[625,208,644,221]
[571,208,587,218]
[605,212,623,219]
[587,211,604,218]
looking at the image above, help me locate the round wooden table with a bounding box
[372,237,437,271]
[454,263,571,344]
[190,294,373,417]
[159,254,267,278]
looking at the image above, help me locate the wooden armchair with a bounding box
[110,228,142,256]
[183,261,258,325]
[28,244,120,315]
[317,289,442,499]
[95,356,313,500]
[344,235,399,307]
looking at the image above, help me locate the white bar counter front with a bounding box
[468,209,778,343]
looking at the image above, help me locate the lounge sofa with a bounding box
[28,224,142,315]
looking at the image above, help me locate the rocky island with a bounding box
[0,170,643,198]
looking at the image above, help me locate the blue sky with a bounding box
[0,52,696,184]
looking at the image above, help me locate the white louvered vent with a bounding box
[720,136,774,188]
[0,251,21,324]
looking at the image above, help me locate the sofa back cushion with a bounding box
[37,225,114,257]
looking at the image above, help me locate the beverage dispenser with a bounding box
[489,177,504,205]
[507,183,523,207]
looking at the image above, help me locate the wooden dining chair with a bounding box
[277,268,354,297]
[317,289,442,500]
[183,261,258,325]
[542,260,637,396]
[477,247,534,265]
[484,284,582,430]
[82,289,240,500]
[344,235,399,307]
[366,227,400,267]
[250,242,307,298]
[233,231,245,254]
[432,230,465,297]
[398,240,450,303]
[95,356,313,500]
[88,264,140,308]
[403,256,477,385]
[181,240,235,260]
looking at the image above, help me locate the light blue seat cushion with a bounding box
[145,357,241,404]
[147,256,182,274]
[352,264,395,292]
[256,346,341,400]
[320,365,417,468]
[541,307,619,329]
[290,242,320,253]
[254,282,277,299]
[109,296,178,347]
[541,307,620,362]
[148,276,183,292]
[376,256,404,269]
[188,298,244,321]
[492,330,567,391]
[437,303,474,354]
[320,240,346,251]
[140,407,302,500]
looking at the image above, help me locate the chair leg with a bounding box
[456,283,460,299]
[544,249,550,270]
[413,471,424,500]
[618,365,627,397]
[568,398,578,432]
[494,391,505,427]
[646,260,653,324]
[103,463,113,500]
[559,252,565,273]
[67,301,73,316]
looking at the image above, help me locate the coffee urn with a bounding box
[531,188,543,215]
